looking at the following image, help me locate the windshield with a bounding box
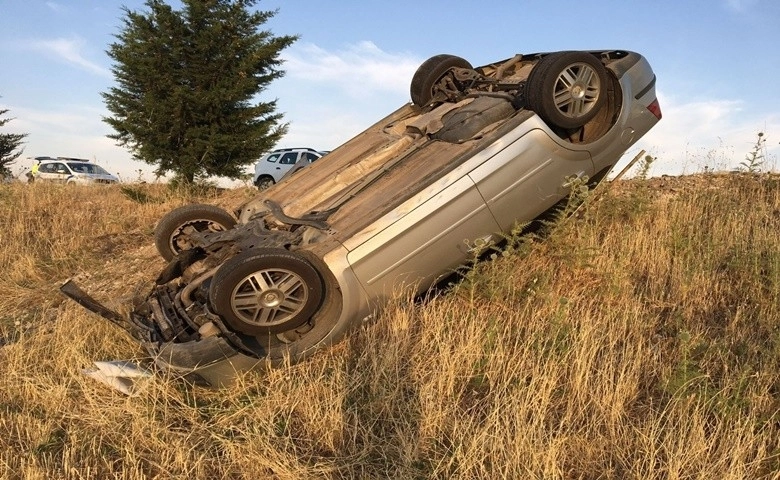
[67,162,110,175]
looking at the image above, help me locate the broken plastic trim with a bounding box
[82,360,152,396]
[60,279,128,328]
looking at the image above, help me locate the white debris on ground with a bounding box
[82,360,153,396]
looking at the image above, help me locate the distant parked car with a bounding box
[252,148,324,189]
[34,157,118,185]
[64,49,661,388]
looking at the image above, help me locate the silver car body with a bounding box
[63,50,661,387]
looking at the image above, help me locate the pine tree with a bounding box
[0,108,27,180]
[102,0,297,183]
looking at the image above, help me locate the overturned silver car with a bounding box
[63,50,661,387]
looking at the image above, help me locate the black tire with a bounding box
[154,204,236,261]
[525,51,609,129]
[209,248,324,335]
[410,54,473,107]
[255,175,275,190]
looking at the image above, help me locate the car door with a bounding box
[468,129,594,231]
[36,163,55,182]
[301,151,320,164]
[38,162,70,183]
[346,175,500,302]
[275,152,299,181]
[255,152,281,178]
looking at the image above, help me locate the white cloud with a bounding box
[11,108,99,135]
[29,36,110,77]
[2,103,143,180]
[282,41,420,97]
[10,40,777,184]
[45,2,66,13]
[277,43,780,177]
[269,41,423,151]
[278,112,372,151]
[635,91,780,175]
[9,40,425,183]
[724,0,760,12]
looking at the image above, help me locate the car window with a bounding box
[279,152,298,165]
[43,163,69,174]
[67,162,108,175]
[302,152,320,162]
[266,153,281,163]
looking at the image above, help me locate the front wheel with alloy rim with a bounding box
[154,204,237,261]
[525,51,609,130]
[209,249,324,335]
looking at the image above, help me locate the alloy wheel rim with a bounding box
[553,62,601,118]
[230,268,308,327]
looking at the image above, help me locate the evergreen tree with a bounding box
[0,107,27,180]
[102,0,297,183]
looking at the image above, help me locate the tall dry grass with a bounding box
[0,174,778,479]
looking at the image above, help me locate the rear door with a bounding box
[346,175,499,301]
[469,129,593,230]
[37,162,71,183]
[301,151,320,164]
[275,152,299,181]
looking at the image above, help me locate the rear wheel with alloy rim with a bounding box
[525,51,609,129]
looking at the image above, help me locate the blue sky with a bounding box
[1,0,779,182]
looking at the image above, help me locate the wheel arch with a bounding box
[254,174,275,189]
[525,50,610,130]
[154,203,237,261]
[262,247,351,364]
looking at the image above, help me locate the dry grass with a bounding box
[0,174,778,479]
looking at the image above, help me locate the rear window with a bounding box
[39,163,66,174]
[279,152,299,165]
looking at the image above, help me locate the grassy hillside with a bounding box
[0,174,778,479]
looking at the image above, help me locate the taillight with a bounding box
[647,99,662,120]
